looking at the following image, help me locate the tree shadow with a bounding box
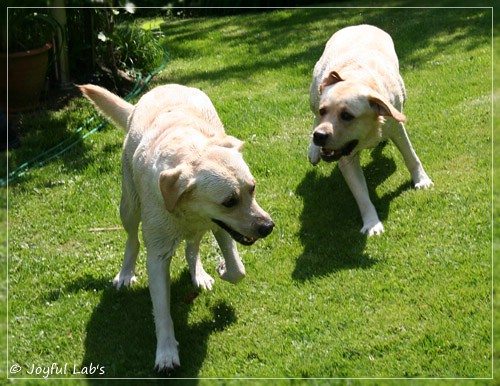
[293,143,411,281]
[54,270,236,380]
[158,7,491,87]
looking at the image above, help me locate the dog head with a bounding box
[312,71,406,162]
[158,139,274,245]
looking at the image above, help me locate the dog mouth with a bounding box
[212,219,257,246]
[320,140,358,162]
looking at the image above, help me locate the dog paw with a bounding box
[308,143,321,165]
[192,270,215,291]
[415,177,434,190]
[154,343,180,373]
[113,271,137,290]
[360,221,384,236]
[217,261,245,284]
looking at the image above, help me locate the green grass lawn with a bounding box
[3,3,495,384]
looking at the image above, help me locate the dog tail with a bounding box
[78,84,133,131]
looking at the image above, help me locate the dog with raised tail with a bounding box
[308,24,433,235]
[79,83,274,372]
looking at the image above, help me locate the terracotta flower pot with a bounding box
[0,43,52,112]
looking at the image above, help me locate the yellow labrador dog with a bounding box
[79,84,274,372]
[308,24,433,235]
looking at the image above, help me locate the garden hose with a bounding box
[1,55,168,187]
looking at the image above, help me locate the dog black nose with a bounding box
[313,131,329,146]
[257,220,274,238]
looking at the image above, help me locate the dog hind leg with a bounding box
[390,124,433,189]
[113,170,141,289]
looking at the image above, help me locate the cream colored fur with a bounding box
[79,84,274,372]
[308,25,433,235]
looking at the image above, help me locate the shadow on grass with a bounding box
[160,7,490,87]
[60,270,236,381]
[3,107,118,187]
[293,143,411,281]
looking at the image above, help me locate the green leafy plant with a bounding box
[110,22,166,75]
[92,8,166,90]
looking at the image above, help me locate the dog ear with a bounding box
[215,135,244,152]
[320,71,343,93]
[159,166,194,212]
[368,95,406,123]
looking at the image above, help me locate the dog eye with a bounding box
[222,194,238,208]
[319,107,327,116]
[340,111,354,121]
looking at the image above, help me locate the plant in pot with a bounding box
[1,8,63,112]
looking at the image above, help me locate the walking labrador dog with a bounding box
[308,24,433,235]
[79,84,274,372]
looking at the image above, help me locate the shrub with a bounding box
[109,22,166,76]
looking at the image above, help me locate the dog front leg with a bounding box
[390,124,433,189]
[308,116,322,165]
[308,140,322,165]
[338,154,384,236]
[147,254,180,372]
[213,229,246,284]
[185,233,215,290]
